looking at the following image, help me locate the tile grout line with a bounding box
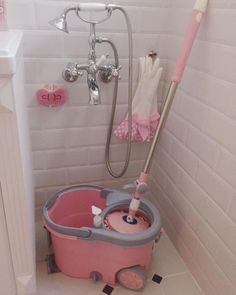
[162,271,188,279]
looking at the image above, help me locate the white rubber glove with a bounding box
[132,56,163,119]
[114,55,163,142]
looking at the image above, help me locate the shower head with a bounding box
[49,14,69,33]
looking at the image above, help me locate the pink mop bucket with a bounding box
[43,185,161,289]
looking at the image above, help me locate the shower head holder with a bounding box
[76,3,118,24]
[49,3,121,31]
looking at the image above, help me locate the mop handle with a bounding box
[172,0,208,82]
[128,0,209,222]
[142,0,208,175]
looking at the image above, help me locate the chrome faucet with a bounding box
[87,75,100,105]
[49,2,134,178]
[86,24,101,105]
[49,5,122,105]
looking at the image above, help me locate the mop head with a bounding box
[104,210,150,234]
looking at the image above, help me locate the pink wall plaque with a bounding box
[36,84,67,107]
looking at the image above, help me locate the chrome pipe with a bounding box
[143,82,179,174]
[87,23,101,105]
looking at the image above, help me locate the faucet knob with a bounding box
[63,62,81,83]
[112,65,122,77]
[98,64,122,83]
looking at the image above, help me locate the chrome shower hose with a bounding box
[102,7,133,178]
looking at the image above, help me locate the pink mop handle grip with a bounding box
[172,0,208,83]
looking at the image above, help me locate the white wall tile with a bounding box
[65,126,108,147]
[68,164,108,184]
[157,148,181,182]
[6,0,36,29]
[195,244,235,295]
[35,189,46,207]
[202,197,236,257]
[30,129,67,150]
[196,161,234,211]
[204,109,236,156]
[159,130,173,154]
[32,151,47,170]
[170,164,212,221]
[63,33,90,58]
[87,104,127,126]
[208,0,231,9]
[30,59,70,83]
[177,91,208,130]
[42,148,89,169]
[24,59,67,83]
[186,126,219,168]
[23,31,64,58]
[198,10,236,47]
[150,162,167,191]
[34,169,67,188]
[88,143,148,165]
[216,150,236,189]
[228,91,236,120]
[170,138,198,178]
[213,241,236,288]
[116,33,162,59]
[189,40,236,85]
[25,84,43,108]
[228,197,236,223]
[181,68,235,118]
[164,177,198,230]
[165,112,188,143]
[28,106,89,129]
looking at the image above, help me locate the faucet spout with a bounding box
[88,75,101,105]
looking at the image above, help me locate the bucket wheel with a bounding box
[117,266,147,290]
[46,254,60,274]
[90,271,102,282]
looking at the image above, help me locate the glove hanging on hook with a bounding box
[114,54,163,142]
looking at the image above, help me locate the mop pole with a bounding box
[127,0,209,222]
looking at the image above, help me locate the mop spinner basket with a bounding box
[43,185,161,289]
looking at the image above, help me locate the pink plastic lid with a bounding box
[105,211,149,234]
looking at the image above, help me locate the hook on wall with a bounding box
[148,51,158,59]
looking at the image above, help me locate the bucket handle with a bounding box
[44,213,92,239]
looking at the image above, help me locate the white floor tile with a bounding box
[112,281,163,295]
[161,273,203,295]
[149,235,187,277]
